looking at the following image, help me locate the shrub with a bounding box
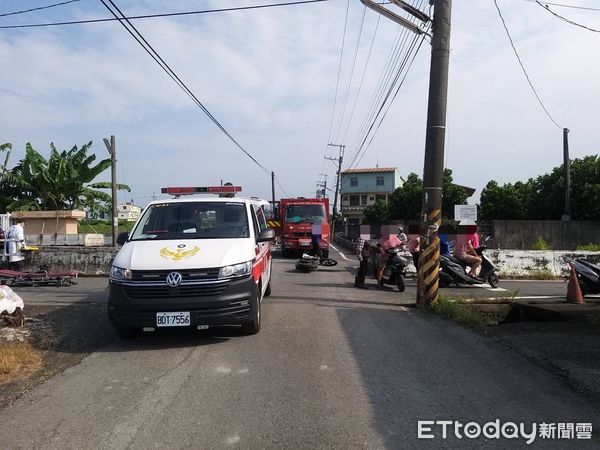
[530,237,550,250]
[576,243,600,252]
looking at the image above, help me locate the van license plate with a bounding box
[156,311,190,327]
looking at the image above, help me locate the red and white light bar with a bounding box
[161,186,242,195]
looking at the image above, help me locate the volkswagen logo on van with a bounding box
[166,272,183,288]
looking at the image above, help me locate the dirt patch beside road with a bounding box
[0,299,114,408]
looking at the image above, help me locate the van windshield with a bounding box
[130,202,249,240]
[285,204,327,224]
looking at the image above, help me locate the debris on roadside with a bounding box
[0,284,25,328]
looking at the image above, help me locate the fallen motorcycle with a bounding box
[295,253,337,272]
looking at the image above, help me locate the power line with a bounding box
[353,34,427,168]
[274,176,290,197]
[341,14,381,144]
[0,0,331,29]
[346,0,427,165]
[522,0,600,12]
[99,0,272,177]
[349,32,426,169]
[333,6,367,143]
[535,1,600,32]
[346,0,426,168]
[325,0,350,149]
[493,0,562,129]
[0,0,80,18]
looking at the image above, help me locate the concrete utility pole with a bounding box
[325,143,345,218]
[271,171,276,213]
[562,128,571,221]
[103,135,118,247]
[417,0,453,306]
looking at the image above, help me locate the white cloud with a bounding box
[0,0,598,206]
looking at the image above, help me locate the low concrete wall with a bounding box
[25,234,113,246]
[27,246,118,276]
[333,235,600,278]
[488,250,600,278]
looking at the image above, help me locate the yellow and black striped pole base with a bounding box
[417,208,442,306]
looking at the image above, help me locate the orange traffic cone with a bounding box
[566,263,584,304]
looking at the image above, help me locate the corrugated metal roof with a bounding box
[341,167,397,174]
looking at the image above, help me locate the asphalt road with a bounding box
[1,248,599,448]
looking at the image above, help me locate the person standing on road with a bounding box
[6,219,26,272]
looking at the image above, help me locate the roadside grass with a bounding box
[526,269,557,280]
[428,295,487,328]
[0,342,43,384]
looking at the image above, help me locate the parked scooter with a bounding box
[439,245,499,288]
[376,246,408,292]
[569,259,600,296]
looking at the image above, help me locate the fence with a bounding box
[491,220,600,250]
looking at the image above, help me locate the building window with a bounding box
[369,196,375,201]
[349,195,360,206]
[360,195,367,205]
[350,177,358,187]
[376,176,384,186]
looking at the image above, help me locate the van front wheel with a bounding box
[241,291,261,335]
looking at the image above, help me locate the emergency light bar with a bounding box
[161,186,242,195]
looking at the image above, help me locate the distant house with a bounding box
[340,167,403,226]
[118,203,142,222]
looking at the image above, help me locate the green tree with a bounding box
[480,155,600,220]
[6,142,129,213]
[388,169,468,220]
[362,200,390,225]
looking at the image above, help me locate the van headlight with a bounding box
[110,265,132,280]
[219,261,252,279]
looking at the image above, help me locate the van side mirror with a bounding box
[116,232,129,246]
[257,228,276,243]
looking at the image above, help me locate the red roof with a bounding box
[341,167,396,174]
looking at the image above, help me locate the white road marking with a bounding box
[320,365,329,370]
[470,283,507,292]
[330,244,352,261]
[237,368,249,374]
[216,366,231,374]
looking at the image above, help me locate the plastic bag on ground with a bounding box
[0,285,25,315]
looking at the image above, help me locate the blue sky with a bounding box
[1,0,599,207]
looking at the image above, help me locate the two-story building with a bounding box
[118,203,142,222]
[340,167,402,226]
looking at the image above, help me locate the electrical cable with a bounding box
[99,0,272,177]
[340,14,381,145]
[0,0,80,18]
[0,0,331,29]
[493,0,562,129]
[345,0,426,165]
[325,0,350,149]
[321,0,350,187]
[535,1,600,33]
[353,34,427,167]
[522,0,600,12]
[349,32,424,168]
[333,6,367,143]
[345,0,426,168]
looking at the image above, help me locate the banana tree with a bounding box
[7,142,130,213]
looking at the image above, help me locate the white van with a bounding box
[108,188,275,338]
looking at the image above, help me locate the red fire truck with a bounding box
[277,198,330,258]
